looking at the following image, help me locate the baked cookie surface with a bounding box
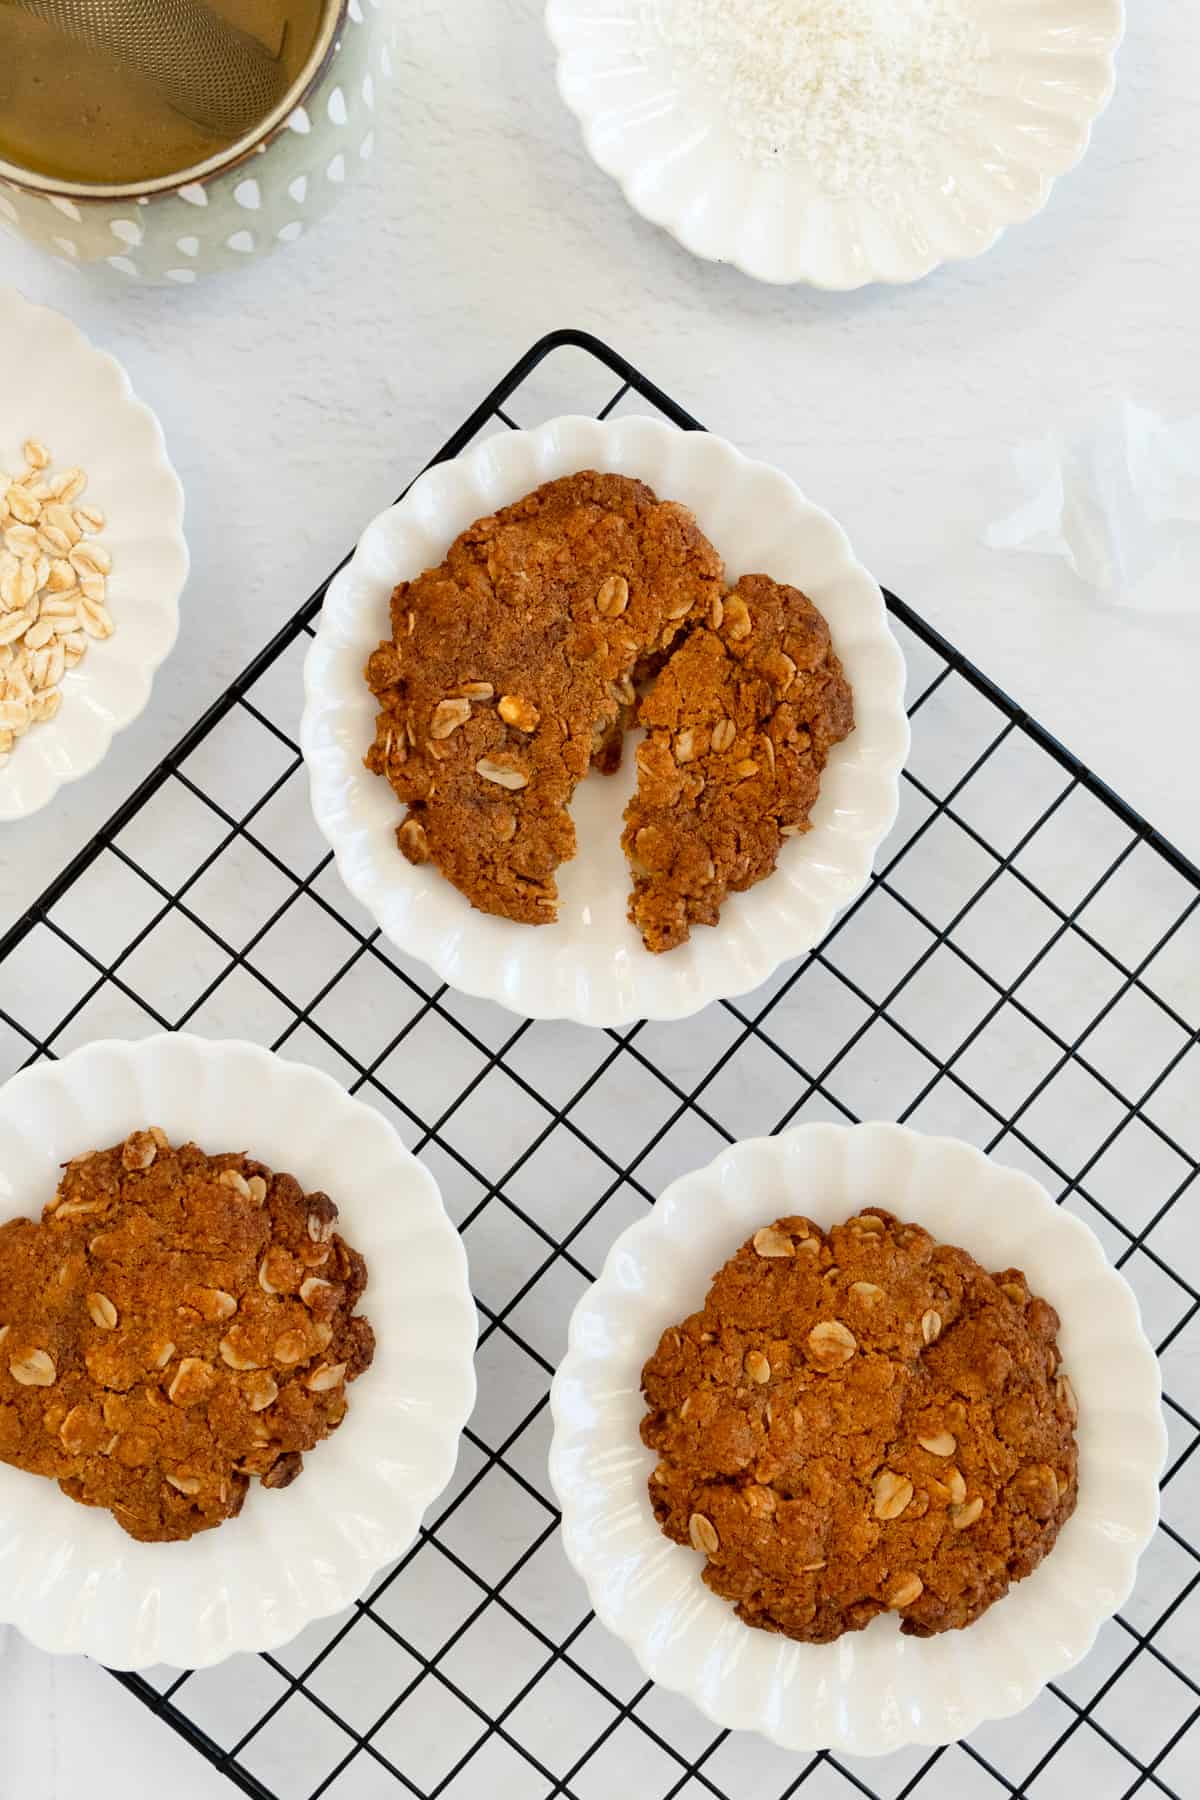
[0,1131,374,1543]
[622,573,854,952]
[640,1208,1077,1641]
[364,471,725,926]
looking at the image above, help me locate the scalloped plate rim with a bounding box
[548,1122,1166,1754]
[544,0,1127,288]
[0,1034,477,1670]
[300,415,909,1026]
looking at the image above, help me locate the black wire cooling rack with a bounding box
[1,331,1198,1800]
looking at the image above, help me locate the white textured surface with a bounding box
[303,416,908,1023]
[0,1638,230,1800]
[550,1124,1165,1754]
[0,0,1197,1789]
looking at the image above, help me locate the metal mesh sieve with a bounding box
[2,0,291,139]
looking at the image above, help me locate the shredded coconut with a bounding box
[645,0,986,197]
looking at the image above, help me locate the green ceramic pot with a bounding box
[0,0,395,285]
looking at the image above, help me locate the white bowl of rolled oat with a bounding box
[0,288,187,821]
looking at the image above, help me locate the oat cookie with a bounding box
[622,573,854,952]
[0,1131,374,1543]
[641,1208,1077,1641]
[364,471,724,926]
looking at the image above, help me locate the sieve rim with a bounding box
[0,0,350,202]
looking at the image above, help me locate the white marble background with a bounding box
[1,0,1198,1794]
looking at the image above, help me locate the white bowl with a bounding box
[301,415,908,1027]
[0,1035,477,1671]
[0,288,187,821]
[549,1123,1165,1755]
[546,0,1125,288]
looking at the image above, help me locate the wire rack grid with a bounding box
[0,332,1198,1800]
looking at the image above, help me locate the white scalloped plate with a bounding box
[0,1036,477,1671]
[549,1124,1165,1755]
[0,289,187,820]
[546,0,1125,288]
[301,416,908,1026]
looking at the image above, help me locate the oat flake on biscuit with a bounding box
[363,470,725,928]
[641,1207,1079,1642]
[362,475,854,952]
[0,1129,375,1543]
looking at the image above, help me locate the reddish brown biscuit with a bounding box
[622,573,854,953]
[363,471,725,926]
[641,1209,1077,1641]
[0,1131,374,1543]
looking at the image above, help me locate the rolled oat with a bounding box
[0,442,113,772]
